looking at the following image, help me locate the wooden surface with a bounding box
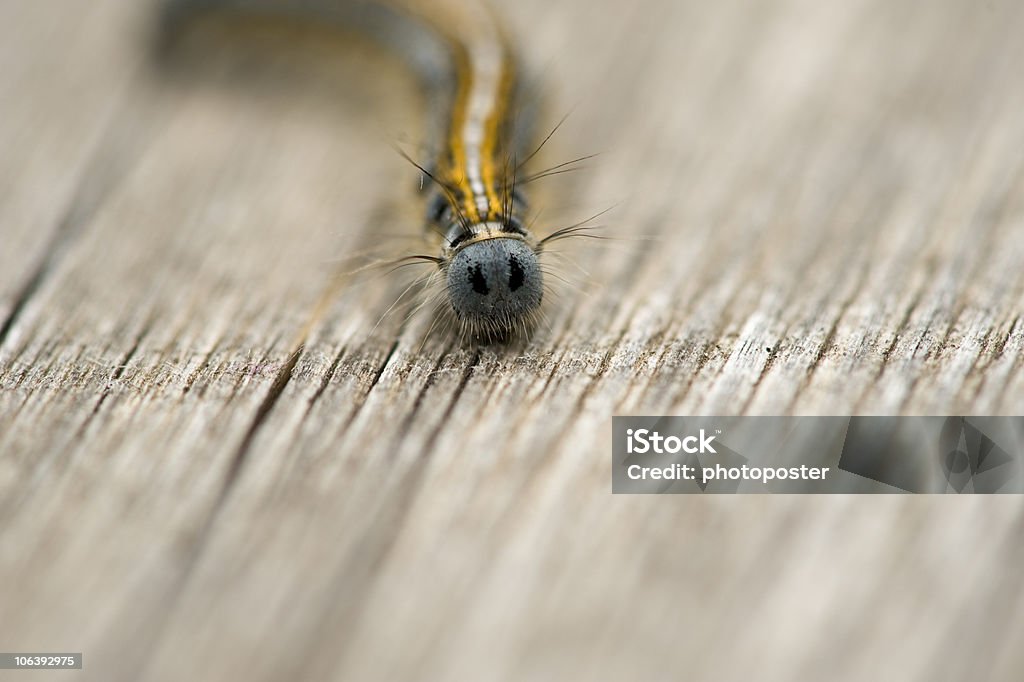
[1,0,1023,679]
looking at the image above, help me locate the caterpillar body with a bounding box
[160,0,566,341]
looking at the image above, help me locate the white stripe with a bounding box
[459,6,505,216]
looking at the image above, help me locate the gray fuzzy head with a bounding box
[446,238,543,337]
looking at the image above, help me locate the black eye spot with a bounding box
[468,263,489,295]
[508,255,524,291]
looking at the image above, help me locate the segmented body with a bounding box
[161,0,545,339]
[386,0,543,340]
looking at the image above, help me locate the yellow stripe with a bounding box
[443,42,481,224]
[403,0,516,227]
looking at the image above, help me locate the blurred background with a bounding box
[1,0,1022,680]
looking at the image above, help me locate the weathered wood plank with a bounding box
[0,1,155,336]
[1,0,1022,680]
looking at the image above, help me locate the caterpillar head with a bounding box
[445,236,543,340]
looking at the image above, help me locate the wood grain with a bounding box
[1,0,1022,679]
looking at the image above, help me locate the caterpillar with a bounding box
[159,0,597,342]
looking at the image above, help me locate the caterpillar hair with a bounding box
[159,0,596,343]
